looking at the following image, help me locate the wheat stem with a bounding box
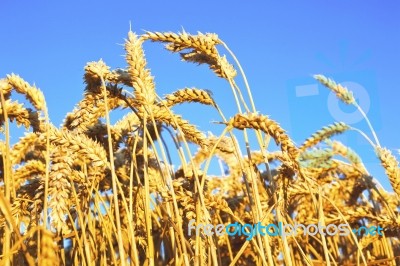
[99,73,127,266]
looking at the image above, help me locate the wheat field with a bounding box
[0,30,399,265]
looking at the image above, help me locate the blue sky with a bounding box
[1,1,399,190]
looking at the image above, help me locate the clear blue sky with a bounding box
[1,1,399,190]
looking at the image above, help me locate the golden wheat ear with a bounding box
[227,113,299,169]
[376,147,400,200]
[142,31,237,80]
[125,31,156,106]
[6,74,47,111]
[161,88,216,108]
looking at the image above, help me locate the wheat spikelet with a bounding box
[162,88,216,108]
[314,74,355,104]
[376,147,400,199]
[63,97,98,131]
[208,133,236,154]
[208,134,237,171]
[125,31,156,105]
[217,55,237,79]
[187,147,211,170]
[249,150,286,166]
[42,126,108,192]
[205,195,233,222]
[298,148,336,174]
[182,134,236,179]
[85,121,110,141]
[228,113,299,164]
[300,121,349,152]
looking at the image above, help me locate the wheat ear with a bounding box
[314,74,355,104]
[300,122,349,152]
[162,88,216,108]
[6,74,46,111]
[125,31,156,106]
[376,147,400,199]
[227,113,299,165]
